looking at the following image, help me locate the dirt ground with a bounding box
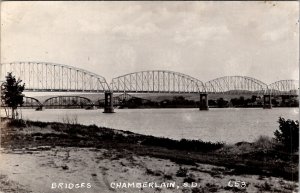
[0,118,298,193]
[0,147,298,193]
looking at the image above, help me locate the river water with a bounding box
[12,108,299,144]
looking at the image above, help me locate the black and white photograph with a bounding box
[0,1,299,192]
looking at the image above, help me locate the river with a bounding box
[10,108,299,144]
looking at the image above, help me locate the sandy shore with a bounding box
[0,147,298,193]
[0,119,298,193]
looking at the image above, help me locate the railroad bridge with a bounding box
[1,62,298,112]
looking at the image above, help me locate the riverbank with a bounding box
[10,108,299,144]
[0,118,298,192]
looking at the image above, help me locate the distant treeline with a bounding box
[210,95,299,108]
[118,96,198,108]
[116,95,299,108]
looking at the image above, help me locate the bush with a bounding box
[254,135,274,150]
[140,136,224,152]
[26,120,48,128]
[7,119,26,128]
[176,167,188,177]
[163,174,173,180]
[274,117,299,153]
[183,174,196,183]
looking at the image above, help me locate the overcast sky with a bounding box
[1,1,299,84]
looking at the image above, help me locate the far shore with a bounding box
[11,106,299,110]
[0,117,298,193]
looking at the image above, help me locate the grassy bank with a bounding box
[3,118,223,152]
[1,118,298,181]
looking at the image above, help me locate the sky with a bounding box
[1,1,299,84]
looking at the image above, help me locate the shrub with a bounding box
[163,174,173,180]
[140,136,224,152]
[274,117,299,153]
[254,135,274,150]
[145,168,162,176]
[26,120,48,128]
[183,174,196,183]
[7,119,26,128]
[261,182,272,191]
[176,167,188,177]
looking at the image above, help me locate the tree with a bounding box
[251,95,257,103]
[217,98,228,108]
[274,117,299,153]
[1,72,25,119]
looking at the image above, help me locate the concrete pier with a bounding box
[263,94,272,109]
[35,106,45,111]
[103,91,114,113]
[199,93,209,111]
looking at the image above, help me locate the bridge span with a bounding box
[1,61,298,112]
[0,62,109,92]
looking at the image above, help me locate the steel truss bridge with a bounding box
[97,93,152,107]
[0,61,299,110]
[0,62,109,92]
[43,96,94,108]
[111,70,205,93]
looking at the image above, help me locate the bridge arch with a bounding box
[205,76,268,94]
[43,96,94,108]
[0,61,110,92]
[0,95,42,108]
[97,93,152,107]
[111,70,205,93]
[268,80,299,95]
[22,96,43,108]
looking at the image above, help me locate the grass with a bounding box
[4,118,224,153]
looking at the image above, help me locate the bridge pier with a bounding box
[263,94,272,109]
[35,105,45,111]
[103,91,114,113]
[199,93,209,111]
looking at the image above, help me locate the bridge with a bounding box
[96,93,153,108]
[0,62,109,92]
[110,70,205,93]
[1,61,298,112]
[43,96,94,109]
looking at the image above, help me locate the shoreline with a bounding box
[6,107,299,145]
[10,106,299,109]
[0,118,298,192]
